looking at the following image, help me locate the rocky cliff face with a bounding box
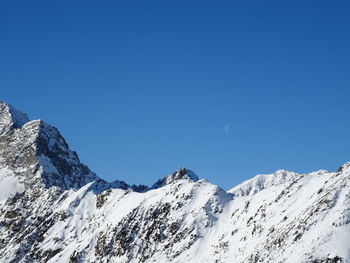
[0,101,348,263]
[0,101,97,190]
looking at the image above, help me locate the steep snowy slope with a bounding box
[0,101,348,263]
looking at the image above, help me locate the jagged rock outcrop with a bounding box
[0,101,349,263]
[0,101,97,190]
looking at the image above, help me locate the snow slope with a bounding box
[0,101,348,263]
[0,168,24,206]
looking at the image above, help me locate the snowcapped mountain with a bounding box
[0,101,348,263]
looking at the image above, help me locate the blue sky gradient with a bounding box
[1,1,350,189]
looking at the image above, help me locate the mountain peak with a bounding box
[0,101,98,190]
[151,167,199,189]
[228,169,298,196]
[0,101,29,134]
[336,161,350,173]
[172,167,199,181]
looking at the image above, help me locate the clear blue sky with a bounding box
[1,1,350,189]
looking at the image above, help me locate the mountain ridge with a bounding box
[0,101,349,263]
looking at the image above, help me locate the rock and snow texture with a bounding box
[0,101,349,263]
[0,102,29,134]
[0,168,24,205]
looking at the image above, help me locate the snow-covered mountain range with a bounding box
[0,101,348,263]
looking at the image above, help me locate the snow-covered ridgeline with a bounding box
[0,101,349,263]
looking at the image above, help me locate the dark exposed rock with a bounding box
[309,256,343,263]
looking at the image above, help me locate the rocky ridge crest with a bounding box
[0,101,349,263]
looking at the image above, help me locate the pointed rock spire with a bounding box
[0,101,29,134]
[0,101,99,190]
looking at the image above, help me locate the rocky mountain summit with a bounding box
[0,101,349,263]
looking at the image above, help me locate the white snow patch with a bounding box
[0,168,24,204]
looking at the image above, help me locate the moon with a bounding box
[224,124,231,133]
